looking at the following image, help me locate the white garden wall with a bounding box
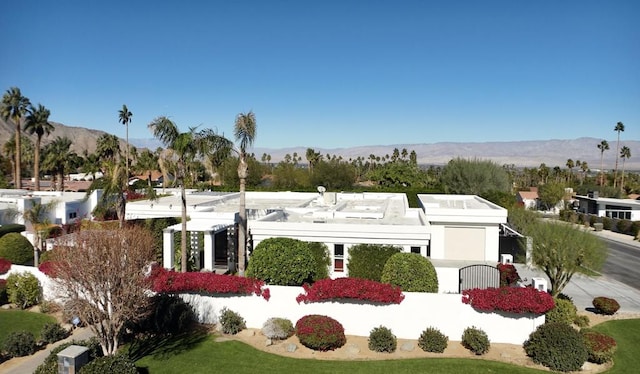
[180,285,544,345]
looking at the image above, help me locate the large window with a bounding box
[334,244,344,272]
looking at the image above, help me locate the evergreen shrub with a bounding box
[3,331,36,357]
[6,272,41,309]
[307,242,331,281]
[346,244,401,281]
[79,354,137,374]
[295,314,346,351]
[34,338,103,374]
[546,298,577,325]
[418,327,448,353]
[261,317,294,340]
[461,326,490,355]
[523,322,588,372]
[129,294,197,336]
[581,330,617,364]
[40,322,69,344]
[0,233,34,265]
[381,252,438,292]
[219,307,246,335]
[592,297,620,315]
[246,237,316,286]
[368,326,397,353]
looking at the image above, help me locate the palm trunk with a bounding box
[621,160,626,193]
[15,120,21,189]
[34,137,41,191]
[238,157,248,276]
[181,182,188,272]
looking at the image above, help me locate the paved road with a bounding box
[601,237,640,290]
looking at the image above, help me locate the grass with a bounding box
[592,319,640,374]
[0,309,56,345]
[135,319,640,373]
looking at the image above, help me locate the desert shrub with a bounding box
[615,219,632,234]
[589,215,598,227]
[0,233,34,265]
[295,314,346,351]
[6,272,41,309]
[574,314,590,328]
[0,224,25,238]
[0,279,7,305]
[418,327,448,353]
[368,326,397,353]
[34,338,103,374]
[546,298,577,325]
[261,317,295,340]
[346,244,401,281]
[592,296,620,315]
[3,331,36,357]
[307,242,331,281]
[461,326,490,355]
[602,217,613,230]
[129,294,197,336]
[631,221,640,238]
[381,252,438,292]
[79,354,137,374]
[40,322,69,344]
[556,292,573,303]
[0,258,11,274]
[218,307,246,335]
[246,237,316,286]
[581,330,617,364]
[523,322,588,372]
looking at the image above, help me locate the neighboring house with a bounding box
[130,170,165,186]
[575,192,640,221]
[127,190,507,283]
[516,189,538,210]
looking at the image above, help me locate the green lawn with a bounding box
[592,319,640,374]
[0,309,57,345]
[135,319,640,373]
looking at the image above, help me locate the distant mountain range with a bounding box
[2,118,638,170]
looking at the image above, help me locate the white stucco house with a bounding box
[576,192,640,221]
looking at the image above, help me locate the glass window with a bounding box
[411,246,420,254]
[334,244,344,272]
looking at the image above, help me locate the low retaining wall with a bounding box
[181,285,544,345]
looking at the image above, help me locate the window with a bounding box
[410,246,420,254]
[68,212,77,219]
[334,244,344,272]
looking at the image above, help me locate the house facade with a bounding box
[575,192,640,221]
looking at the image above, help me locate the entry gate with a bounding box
[459,264,500,293]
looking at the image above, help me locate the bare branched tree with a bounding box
[52,227,155,356]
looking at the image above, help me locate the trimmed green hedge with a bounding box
[381,252,438,292]
[0,233,34,265]
[346,244,401,281]
[0,224,26,238]
[247,237,317,286]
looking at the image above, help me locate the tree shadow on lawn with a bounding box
[127,325,209,361]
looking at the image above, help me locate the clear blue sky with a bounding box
[1,0,638,149]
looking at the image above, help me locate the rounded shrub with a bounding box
[461,326,490,355]
[546,298,577,325]
[261,317,295,340]
[592,297,620,315]
[307,242,331,281]
[129,294,197,336]
[523,322,588,372]
[295,314,346,351]
[246,237,316,286]
[418,327,448,353]
[381,252,438,292]
[218,307,246,335]
[0,233,34,265]
[40,322,69,344]
[6,272,41,309]
[79,354,137,374]
[368,326,397,353]
[3,331,36,357]
[346,244,401,281]
[581,330,617,364]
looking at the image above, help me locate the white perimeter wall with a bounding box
[181,285,544,345]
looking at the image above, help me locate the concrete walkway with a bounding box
[516,228,640,314]
[0,326,95,374]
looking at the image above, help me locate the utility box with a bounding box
[57,345,89,374]
[531,277,548,292]
[500,254,513,264]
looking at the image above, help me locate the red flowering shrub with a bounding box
[592,297,620,315]
[296,277,404,304]
[462,287,555,314]
[582,330,617,364]
[295,314,346,351]
[0,258,11,275]
[149,267,270,300]
[38,261,58,278]
[497,263,521,287]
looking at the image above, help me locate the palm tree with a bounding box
[613,122,624,188]
[42,136,76,191]
[597,140,610,186]
[566,159,574,184]
[1,87,31,189]
[234,111,256,276]
[149,116,232,272]
[24,104,54,191]
[619,146,631,193]
[96,133,121,169]
[4,199,57,266]
[135,149,159,189]
[118,105,133,179]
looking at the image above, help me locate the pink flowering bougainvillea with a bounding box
[149,267,270,301]
[296,277,404,304]
[462,287,555,314]
[497,263,521,287]
[0,258,11,275]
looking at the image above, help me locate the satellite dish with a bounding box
[317,186,326,193]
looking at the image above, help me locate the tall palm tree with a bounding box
[96,133,121,169]
[118,105,133,180]
[597,140,610,186]
[42,136,76,191]
[24,104,54,191]
[149,116,232,272]
[565,159,574,183]
[613,122,624,188]
[234,111,256,276]
[1,87,31,189]
[135,149,159,189]
[619,146,631,193]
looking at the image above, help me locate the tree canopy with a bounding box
[440,157,511,195]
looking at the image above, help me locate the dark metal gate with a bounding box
[459,264,500,293]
